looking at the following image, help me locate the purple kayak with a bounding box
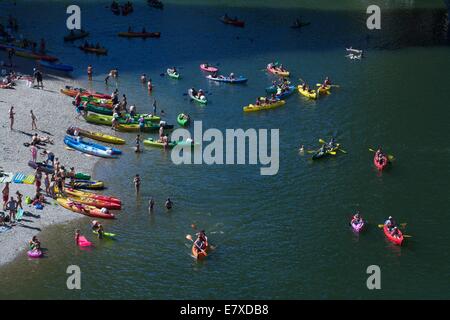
[351,220,365,233]
[27,249,43,258]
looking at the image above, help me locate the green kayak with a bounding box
[75,172,91,180]
[167,68,180,79]
[188,89,207,104]
[177,113,190,127]
[86,104,114,116]
[93,230,116,239]
[85,113,160,126]
[143,138,177,148]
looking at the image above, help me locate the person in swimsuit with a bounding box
[165,198,173,210]
[134,174,141,193]
[2,182,10,211]
[9,106,15,130]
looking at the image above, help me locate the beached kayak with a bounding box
[93,230,116,238]
[27,249,43,258]
[84,113,160,126]
[192,244,209,260]
[79,46,108,55]
[276,86,296,99]
[267,63,290,77]
[351,220,365,232]
[188,89,207,104]
[118,31,161,38]
[297,85,318,100]
[200,64,218,73]
[64,187,121,204]
[177,113,190,126]
[206,75,248,84]
[85,104,114,115]
[61,86,111,99]
[374,152,389,171]
[66,180,105,190]
[39,60,74,72]
[69,195,121,210]
[64,30,89,42]
[116,122,173,133]
[243,99,285,112]
[67,127,125,145]
[58,198,115,219]
[28,160,54,174]
[64,136,119,158]
[220,15,245,27]
[81,96,113,106]
[383,225,403,245]
[167,68,180,79]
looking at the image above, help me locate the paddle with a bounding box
[319,138,346,153]
[186,234,207,257]
[369,148,395,161]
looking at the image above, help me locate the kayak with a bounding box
[116,122,173,133]
[177,113,190,126]
[143,138,177,149]
[191,244,209,260]
[206,75,248,84]
[58,197,115,219]
[27,249,43,258]
[383,225,403,246]
[297,85,318,100]
[39,60,74,72]
[85,104,114,115]
[148,0,164,9]
[312,143,340,160]
[28,160,54,174]
[0,44,59,62]
[84,113,160,126]
[77,235,92,247]
[64,136,119,158]
[64,31,89,42]
[243,99,285,112]
[74,173,91,180]
[118,31,161,38]
[66,179,105,190]
[374,152,388,171]
[267,63,290,77]
[79,46,108,55]
[67,126,125,145]
[188,89,207,104]
[220,16,245,27]
[93,230,116,238]
[111,6,120,15]
[351,220,365,233]
[61,86,111,99]
[64,187,121,204]
[316,84,331,95]
[81,97,113,106]
[275,86,296,99]
[69,195,121,210]
[200,64,218,73]
[290,21,311,28]
[167,68,180,79]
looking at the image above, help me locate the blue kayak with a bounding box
[64,136,120,158]
[206,75,248,84]
[39,60,74,72]
[275,85,296,99]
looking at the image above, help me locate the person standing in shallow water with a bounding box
[165,198,173,210]
[148,198,155,212]
[87,65,93,81]
[134,174,141,193]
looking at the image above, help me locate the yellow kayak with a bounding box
[297,85,318,100]
[243,99,286,112]
[77,128,125,145]
[316,83,331,95]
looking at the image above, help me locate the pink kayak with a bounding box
[200,64,219,73]
[76,235,92,247]
[351,220,365,232]
[27,249,43,258]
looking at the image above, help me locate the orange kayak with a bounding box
[191,244,209,260]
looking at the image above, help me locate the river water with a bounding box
[0,0,449,299]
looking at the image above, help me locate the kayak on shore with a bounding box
[61,86,111,99]
[66,179,105,190]
[57,198,115,219]
[243,98,285,112]
[206,74,248,84]
[84,113,161,126]
[64,187,121,204]
[64,135,120,158]
[68,195,121,210]
[67,126,125,145]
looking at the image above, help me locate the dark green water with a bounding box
[1,0,449,299]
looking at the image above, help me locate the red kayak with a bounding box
[383,225,403,246]
[374,152,388,171]
[200,64,218,73]
[220,16,245,27]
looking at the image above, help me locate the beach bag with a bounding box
[34,203,43,210]
[25,196,32,205]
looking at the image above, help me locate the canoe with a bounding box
[77,235,92,247]
[58,197,115,219]
[118,32,160,38]
[66,180,105,190]
[64,136,119,158]
[27,249,43,258]
[243,99,285,112]
[312,143,340,160]
[177,113,190,126]
[167,68,180,79]
[143,138,177,149]
[220,16,245,27]
[68,127,125,145]
[39,60,73,72]
[61,86,111,99]
[383,225,403,245]
[267,63,290,77]
[28,160,54,174]
[297,85,318,99]
[93,230,116,238]
[199,64,218,73]
[79,46,107,55]
[69,195,121,210]
[206,75,248,84]
[374,152,388,171]
[116,122,173,133]
[351,220,365,232]
[64,187,121,204]
[191,244,209,260]
[65,135,121,156]
[84,113,160,126]
[275,85,295,99]
[188,89,207,104]
[64,31,89,42]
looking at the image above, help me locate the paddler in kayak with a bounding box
[351,212,362,225]
[29,236,41,250]
[92,220,104,239]
[193,231,208,255]
[323,77,332,86]
[384,216,397,231]
[390,226,401,238]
